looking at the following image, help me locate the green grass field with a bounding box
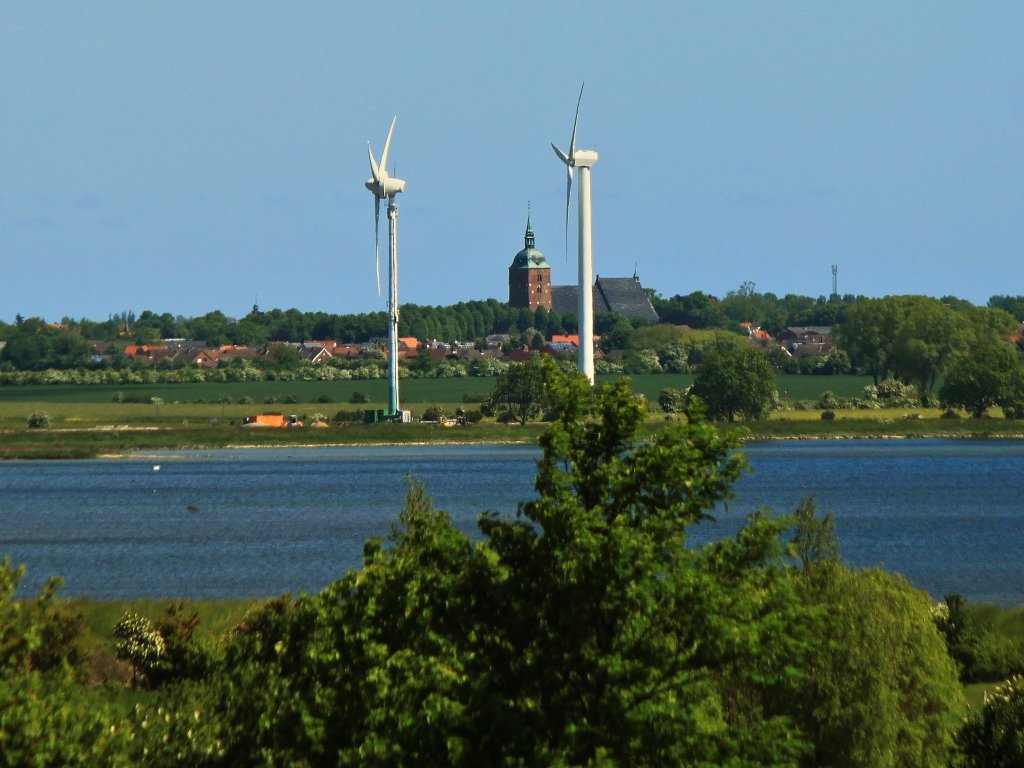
[2,372,1022,458]
[0,373,873,407]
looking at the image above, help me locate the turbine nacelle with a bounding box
[364,176,406,198]
[569,148,598,168]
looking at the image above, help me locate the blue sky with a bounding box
[2,2,1021,323]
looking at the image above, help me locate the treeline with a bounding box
[2,366,1022,765]
[3,289,1024,380]
[0,301,583,350]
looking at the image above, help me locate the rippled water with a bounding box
[0,440,1021,604]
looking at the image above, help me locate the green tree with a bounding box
[792,565,964,767]
[835,296,919,385]
[890,300,971,397]
[657,386,686,412]
[940,340,1024,418]
[0,318,92,370]
[489,354,547,424]
[691,344,776,421]
[987,294,1024,322]
[654,289,734,329]
[469,372,811,765]
[600,318,634,351]
[786,504,964,767]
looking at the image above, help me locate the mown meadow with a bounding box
[1,372,1023,459]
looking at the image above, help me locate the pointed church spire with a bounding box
[525,203,535,249]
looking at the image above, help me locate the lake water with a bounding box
[1,439,1022,604]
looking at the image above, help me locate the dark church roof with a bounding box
[508,215,550,270]
[550,276,659,324]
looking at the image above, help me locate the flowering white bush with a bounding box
[114,613,166,683]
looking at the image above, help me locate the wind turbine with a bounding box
[552,83,599,384]
[365,116,406,417]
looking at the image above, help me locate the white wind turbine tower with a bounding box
[365,116,406,417]
[552,84,599,384]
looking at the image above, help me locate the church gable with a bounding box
[550,278,659,324]
[594,277,659,324]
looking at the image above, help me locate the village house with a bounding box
[778,326,833,358]
[740,322,773,345]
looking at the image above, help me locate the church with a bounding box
[507,217,659,324]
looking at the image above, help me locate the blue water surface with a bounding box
[0,440,1021,603]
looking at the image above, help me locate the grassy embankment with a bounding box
[1,374,1022,459]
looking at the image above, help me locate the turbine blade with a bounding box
[380,116,397,176]
[563,166,573,259]
[374,197,382,297]
[569,82,584,159]
[368,142,380,183]
[551,143,569,165]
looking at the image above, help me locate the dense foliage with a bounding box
[487,353,549,424]
[691,344,777,421]
[835,296,1019,395]
[939,341,1024,418]
[958,675,1024,766]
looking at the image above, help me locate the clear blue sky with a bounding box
[2,2,1021,323]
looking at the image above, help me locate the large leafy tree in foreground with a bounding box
[172,360,962,767]
[200,363,815,765]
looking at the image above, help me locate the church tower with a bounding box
[508,214,552,311]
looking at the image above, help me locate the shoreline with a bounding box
[50,428,1024,461]
[5,414,1024,460]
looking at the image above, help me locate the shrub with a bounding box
[315,394,334,404]
[820,410,836,421]
[238,395,254,405]
[148,602,214,686]
[0,558,87,677]
[958,674,1024,766]
[657,387,686,413]
[281,394,299,404]
[934,594,1024,683]
[818,390,840,410]
[349,391,370,404]
[421,404,445,422]
[863,380,922,407]
[113,613,166,687]
[27,410,50,428]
